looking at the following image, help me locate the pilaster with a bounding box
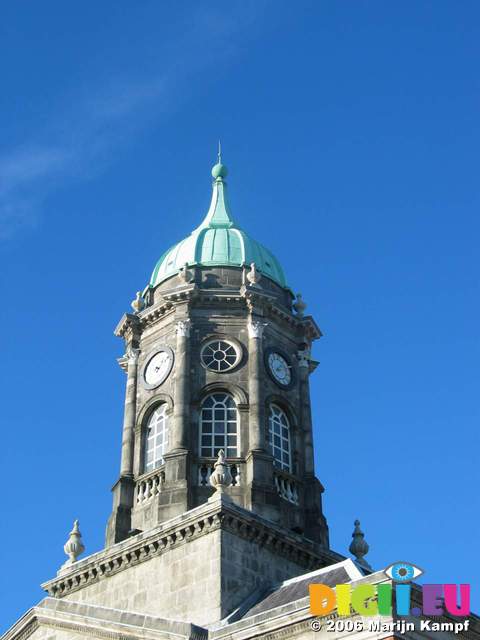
[246,317,267,452]
[172,317,191,450]
[297,345,314,476]
[105,476,135,546]
[106,340,141,546]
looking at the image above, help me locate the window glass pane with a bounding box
[144,404,168,471]
[268,405,291,473]
[200,394,238,457]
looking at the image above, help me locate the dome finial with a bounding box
[212,141,228,180]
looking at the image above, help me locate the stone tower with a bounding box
[36,155,342,630]
[8,155,477,640]
[106,156,329,548]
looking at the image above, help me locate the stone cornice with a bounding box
[116,286,320,340]
[114,314,141,340]
[1,598,207,640]
[41,497,340,600]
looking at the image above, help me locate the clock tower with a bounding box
[8,151,475,640]
[106,154,329,549]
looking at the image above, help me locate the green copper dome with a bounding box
[149,160,287,288]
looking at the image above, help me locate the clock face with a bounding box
[143,348,174,388]
[268,352,292,386]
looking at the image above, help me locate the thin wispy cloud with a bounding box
[0,3,267,239]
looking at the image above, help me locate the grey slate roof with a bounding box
[243,565,350,618]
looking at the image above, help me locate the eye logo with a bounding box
[385,561,423,582]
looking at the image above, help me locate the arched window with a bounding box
[144,404,168,472]
[268,405,291,472]
[200,393,238,458]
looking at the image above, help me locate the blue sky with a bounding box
[1,0,479,628]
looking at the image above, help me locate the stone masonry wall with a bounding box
[64,530,222,627]
[61,524,310,628]
[219,529,306,619]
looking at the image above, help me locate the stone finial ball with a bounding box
[212,162,228,179]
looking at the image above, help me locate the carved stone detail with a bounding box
[349,519,371,569]
[246,262,262,285]
[175,319,191,338]
[62,520,85,567]
[179,263,194,284]
[297,346,311,368]
[209,450,232,496]
[293,292,307,317]
[131,291,145,313]
[126,346,140,365]
[247,319,267,339]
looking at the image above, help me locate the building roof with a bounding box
[149,159,287,289]
[240,559,363,620]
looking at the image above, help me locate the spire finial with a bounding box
[212,142,228,180]
[349,519,371,570]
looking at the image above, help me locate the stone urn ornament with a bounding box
[63,519,85,567]
[131,291,145,313]
[293,293,307,318]
[349,519,371,569]
[209,450,232,496]
[246,262,262,286]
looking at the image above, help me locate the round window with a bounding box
[201,339,241,372]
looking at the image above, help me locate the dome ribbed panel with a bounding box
[149,172,287,288]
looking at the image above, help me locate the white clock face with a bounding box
[144,350,173,387]
[268,352,291,386]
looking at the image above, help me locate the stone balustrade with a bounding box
[136,467,165,504]
[274,469,299,505]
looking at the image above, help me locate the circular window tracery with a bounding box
[201,339,241,372]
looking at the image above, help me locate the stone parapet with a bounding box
[41,497,341,626]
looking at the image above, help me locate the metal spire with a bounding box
[218,139,222,164]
